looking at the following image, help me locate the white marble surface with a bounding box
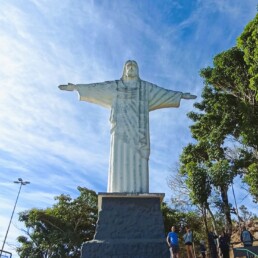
[59,60,196,193]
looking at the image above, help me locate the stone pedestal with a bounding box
[81,193,170,258]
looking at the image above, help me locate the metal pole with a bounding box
[0,178,30,257]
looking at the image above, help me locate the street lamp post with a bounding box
[0,178,30,257]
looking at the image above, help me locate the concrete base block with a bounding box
[81,193,170,258]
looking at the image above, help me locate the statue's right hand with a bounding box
[58,83,75,91]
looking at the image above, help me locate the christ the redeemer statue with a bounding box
[59,60,196,193]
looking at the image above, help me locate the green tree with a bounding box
[179,12,258,234]
[237,13,258,97]
[239,204,257,221]
[179,142,233,234]
[197,13,258,202]
[16,187,98,258]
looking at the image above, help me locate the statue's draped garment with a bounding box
[76,79,183,193]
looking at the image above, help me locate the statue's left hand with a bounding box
[182,93,197,99]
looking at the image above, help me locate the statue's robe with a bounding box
[76,79,183,193]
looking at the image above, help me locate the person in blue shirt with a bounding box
[167,226,180,258]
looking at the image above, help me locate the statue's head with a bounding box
[121,60,140,81]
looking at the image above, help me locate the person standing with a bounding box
[183,226,194,258]
[199,240,206,258]
[208,229,218,258]
[219,230,230,258]
[241,226,254,247]
[167,226,180,258]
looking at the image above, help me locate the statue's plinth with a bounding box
[81,193,170,258]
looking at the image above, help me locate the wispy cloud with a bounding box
[0,1,257,257]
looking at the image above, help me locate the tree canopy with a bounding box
[16,187,98,258]
[177,12,258,235]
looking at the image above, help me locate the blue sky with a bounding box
[0,0,257,256]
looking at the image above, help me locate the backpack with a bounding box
[242,230,252,244]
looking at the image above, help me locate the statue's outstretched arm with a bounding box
[58,81,116,108]
[58,83,76,91]
[182,93,197,99]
